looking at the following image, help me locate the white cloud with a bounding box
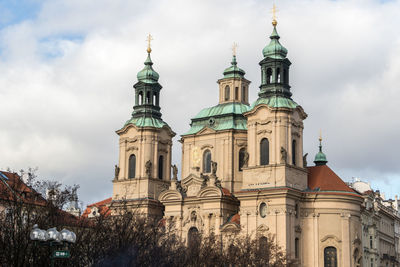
[0,0,399,205]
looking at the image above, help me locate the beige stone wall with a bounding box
[181,130,247,193]
[217,77,250,105]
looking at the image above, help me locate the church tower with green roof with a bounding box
[180,49,251,192]
[112,38,175,218]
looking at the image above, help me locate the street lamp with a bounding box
[30,224,76,266]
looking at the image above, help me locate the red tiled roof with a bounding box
[230,213,240,225]
[0,171,47,206]
[307,165,358,194]
[82,197,112,218]
[222,187,232,196]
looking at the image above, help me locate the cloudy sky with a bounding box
[0,0,399,207]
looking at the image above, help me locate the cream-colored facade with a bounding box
[105,20,400,267]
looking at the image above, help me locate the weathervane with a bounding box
[232,42,238,56]
[146,33,153,53]
[271,3,278,26]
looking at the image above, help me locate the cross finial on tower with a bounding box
[271,3,278,26]
[319,129,322,142]
[146,33,153,53]
[232,42,238,56]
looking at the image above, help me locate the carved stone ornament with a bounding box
[281,147,287,164]
[114,165,120,179]
[257,129,272,135]
[172,164,178,180]
[127,146,138,151]
[303,153,308,167]
[145,160,152,177]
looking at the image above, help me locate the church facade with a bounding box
[109,19,367,267]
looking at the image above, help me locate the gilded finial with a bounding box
[232,42,238,56]
[146,33,153,53]
[271,3,278,26]
[319,129,322,142]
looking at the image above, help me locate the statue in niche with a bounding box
[145,160,152,177]
[114,165,120,179]
[172,164,178,180]
[211,161,217,176]
[243,150,249,167]
[303,153,308,168]
[281,147,287,164]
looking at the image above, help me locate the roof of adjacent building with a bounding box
[0,171,47,206]
[307,165,359,195]
[82,197,112,218]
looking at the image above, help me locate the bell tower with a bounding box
[241,16,308,190]
[112,36,176,218]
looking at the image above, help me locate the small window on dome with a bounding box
[225,85,230,101]
[266,68,272,84]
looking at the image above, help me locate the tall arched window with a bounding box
[266,68,272,84]
[295,238,299,258]
[260,138,269,165]
[128,154,136,178]
[139,91,143,105]
[235,87,239,100]
[239,148,246,171]
[158,155,164,180]
[146,91,150,104]
[258,236,269,262]
[324,247,337,267]
[188,227,200,249]
[242,86,246,102]
[292,140,297,166]
[153,93,157,105]
[224,85,230,101]
[276,68,281,83]
[203,150,211,173]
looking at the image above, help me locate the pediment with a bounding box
[159,190,182,202]
[181,173,204,197]
[198,186,222,198]
[195,126,216,136]
[221,223,241,232]
[257,224,270,233]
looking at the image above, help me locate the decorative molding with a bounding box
[292,132,301,138]
[201,144,214,150]
[321,235,342,243]
[127,146,138,151]
[257,129,272,135]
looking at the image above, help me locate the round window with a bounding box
[259,202,267,218]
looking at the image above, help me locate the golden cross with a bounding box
[271,3,278,25]
[232,42,238,56]
[146,33,153,53]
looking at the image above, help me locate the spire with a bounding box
[314,131,328,166]
[223,43,245,79]
[137,34,159,84]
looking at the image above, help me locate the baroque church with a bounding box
[93,16,366,267]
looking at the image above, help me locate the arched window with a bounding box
[146,91,150,104]
[242,86,246,102]
[153,93,157,105]
[292,140,297,166]
[266,68,272,84]
[324,246,337,267]
[295,238,299,258]
[158,155,164,180]
[276,68,281,83]
[295,203,299,218]
[239,148,246,171]
[128,154,136,178]
[235,87,239,100]
[259,236,268,248]
[139,91,143,105]
[203,150,211,173]
[224,85,230,101]
[283,69,288,84]
[260,138,269,165]
[188,227,200,249]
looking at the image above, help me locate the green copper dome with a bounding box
[314,139,328,166]
[137,53,159,84]
[262,26,288,59]
[251,96,298,109]
[223,55,245,79]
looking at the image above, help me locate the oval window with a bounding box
[259,202,267,218]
